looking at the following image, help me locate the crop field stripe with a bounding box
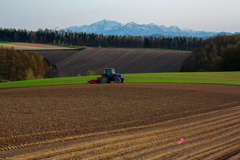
[88,49,122,70]
[227,152,240,160]
[1,101,237,141]
[53,48,191,76]
[116,119,240,159]
[77,48,118,72]
[186,139,240,160]
[215,147,240,160]
[56,49,86,65]
[153,52,186,72]
[185,136,240,160]
[6,107,240,157]
[3,102,238,141]
[117,50,151,70]
[85,100,238,128]
[88,49,132,71]
[3,105,240,152]
[57,48,103,72]
[48,114,240,159]
[78,126,240,160]
[126,50,168,73]
[146,130,240,160]
[143,52,179,72]
[57,49,93,68]
[4,112,240,159]
[165,53,191,72]
[152,51,189,72]
[9,106,240,159]
[102,50,134,68]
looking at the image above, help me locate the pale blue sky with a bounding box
[1,0,239,32]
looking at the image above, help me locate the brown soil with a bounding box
[27,50,81,65]
[56,48,191,76]
[0,83,240,159]
[0,43,74,50]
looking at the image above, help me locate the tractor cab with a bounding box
[100,68,125,83]
[104,68,115,77]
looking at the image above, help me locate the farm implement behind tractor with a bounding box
[87,77,100,84]
[87,68,125,84]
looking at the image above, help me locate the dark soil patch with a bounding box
[56,48,191,76]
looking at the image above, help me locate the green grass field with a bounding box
[0,72,239,89]
[0,41,15,44]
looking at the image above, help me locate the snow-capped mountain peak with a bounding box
[54,20,230,37]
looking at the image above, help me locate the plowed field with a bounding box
[0,83,240,159]
[0,43,74,50]
[56,48,191,76]
[27,50,82,65]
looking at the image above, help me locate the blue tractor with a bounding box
[100,68,125,83]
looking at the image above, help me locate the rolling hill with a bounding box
[47,48,191,76]
[27,49,83,65]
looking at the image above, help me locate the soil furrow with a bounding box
[114,119,240,160]
[47,112,240,160]
[1,83,239,159]
[145,129,240,160]
[4,105,240,157]
[10,107,240,159]
[3,99,235,140]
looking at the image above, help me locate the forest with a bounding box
[181,34,240,72]
[0,47,58,81]
[0,28,202,51]
[1,27,239,76]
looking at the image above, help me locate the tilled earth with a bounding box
[0,83,240,159]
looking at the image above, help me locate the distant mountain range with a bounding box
[54,19,238,38]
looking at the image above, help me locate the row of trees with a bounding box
[0,47,58,81]
[0,28,203,51]
[181,34,240,71]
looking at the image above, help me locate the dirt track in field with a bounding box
[56,48,191,76]
[0,83,240,159]
[0,43,74,50]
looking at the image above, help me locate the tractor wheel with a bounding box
[100,76,108,83]
[114,77,121,83]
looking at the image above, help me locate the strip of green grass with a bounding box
[124,72,240,85]
[0,72,239,89]
[0,41,15,44]
[53,44,82,49]
[0,76,95,89]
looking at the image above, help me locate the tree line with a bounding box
[0,47,58,81]
[0,27,203,51]
[180,34,240,71]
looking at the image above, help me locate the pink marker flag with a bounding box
[178,138,184,145]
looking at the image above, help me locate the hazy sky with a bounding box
[1,0,239,32]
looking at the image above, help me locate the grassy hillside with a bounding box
[0,72,239,88]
